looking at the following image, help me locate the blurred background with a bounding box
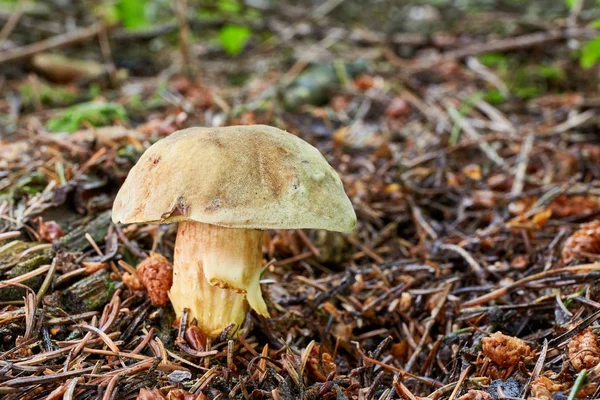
[0,0,599,137]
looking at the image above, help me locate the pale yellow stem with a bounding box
[169,221,268,337]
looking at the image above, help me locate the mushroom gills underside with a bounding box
[169,221,269,337]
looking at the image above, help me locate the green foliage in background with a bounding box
[116,0,150,29]
[47,101,127,133]
[566,0,600,69]
[478,53,567,102]
[198,0,255,55]
[215,0,254,56]
[19,83,76,107]
[98,0,255,55]
[217,0,242,13]
[564,0,579,8]
[219,24,252,55]
[581,37,600,69]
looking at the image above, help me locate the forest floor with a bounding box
[1,1,600,399]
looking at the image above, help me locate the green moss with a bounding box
[19,83,77,107]
[0,250,54,301]
[62,270,124,312]
[483,88,508,104]
[46,101,127,133]
[478,52,571,100]
[55,210,111,253]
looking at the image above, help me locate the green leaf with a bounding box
[94,3,120,25]
[564,0,578,10]
[536,64,564,80]
[590,19,600,29]
[219,25,251,56]
[478,53,507,68]
[19,83,76,106]
[116,0,149,30]
[483,89,507,104]
[513,85,541,99]
[46,101,127,133]
[218,0,242,14]
[580,37,600,69]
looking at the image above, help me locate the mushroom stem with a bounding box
[169,221,269,337]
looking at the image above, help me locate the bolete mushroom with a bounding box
[112,125,356,337]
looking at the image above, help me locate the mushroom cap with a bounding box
[112,125,356,232]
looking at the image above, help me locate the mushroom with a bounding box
[112,125,356,337]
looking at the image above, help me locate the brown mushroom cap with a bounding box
[112,125,356,232]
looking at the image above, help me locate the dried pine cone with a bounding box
[576,383,598,398]
[562,220,600,263]
[137,388,165,400]
[137,253,173,307]
[568,329,600,371]
[482,332,531,368]
[457,390,493,400]
[122,272,144,292]
[306,344,337,381]
[529,376,557,400]
[166,389,202,400]
[484,363,508,380]
[137,389,203,400]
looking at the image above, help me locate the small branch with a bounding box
[511,131,534,196]
[440,244,485,283]
[98,27,118,88]
[404,284,451,372]
[0,0,24,49]
[448,106,506,167]
[545,109,597,136]
[0,23,106,65]
[443,27,593,60]
[448,366,471,400]
[463,264,600,308]
[174,0,192,78]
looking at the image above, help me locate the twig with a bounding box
[394,375,418,400]
[444,27,593,60]
[0,231,20,241]
[466,57,509,97]
[0,366,95,388]
[354,343,441,386]
[73,324,120,353]
[36,257,58,305]
[405,284,452,372]
[545,109,596,136]
[463,264,600,307]
[63,378,80,400]
[296,230,321,258]
[174,0,192,78]
[448,106,506,167]
[0,0,24,49]
[448,366,471,400]
[511,131,534,196]
[407,197,438,241]
[440,244,485,283]
[102,374,119,400]
[522,339,548,398]
[114,224,147,260]
[1,264,51,285]
[0,23,107,65]
[98,27,118,88]
[345,236,384,264]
